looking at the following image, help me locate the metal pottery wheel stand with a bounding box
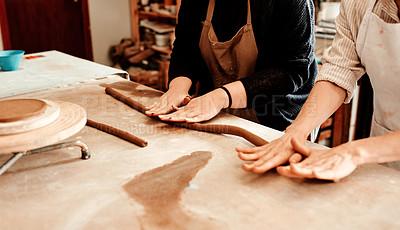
[0,141,90,176]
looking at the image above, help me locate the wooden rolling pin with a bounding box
[105,87,268,146]
[86,119,148,147]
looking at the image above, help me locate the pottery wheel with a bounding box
[0,99,60,135]
[0,99,87,154]
[0,99,47,122]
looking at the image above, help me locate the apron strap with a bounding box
[205,0,216,22]
[247,0,252,24]
[366,0,377,12]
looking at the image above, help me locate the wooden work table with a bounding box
[1,55,400,229]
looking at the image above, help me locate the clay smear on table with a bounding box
[124,151,225,229]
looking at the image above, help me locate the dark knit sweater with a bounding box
[168,0,318,131]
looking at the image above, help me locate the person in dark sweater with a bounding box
[145,0,317,131]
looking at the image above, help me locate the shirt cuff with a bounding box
[316,63,363,103]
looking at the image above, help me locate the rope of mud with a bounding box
[105,87,268,146]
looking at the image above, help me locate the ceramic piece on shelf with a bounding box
[154,33,170,47]
[143,5,151,11]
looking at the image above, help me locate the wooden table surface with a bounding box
[1,77,399,230]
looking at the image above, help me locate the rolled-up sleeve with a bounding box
[316,0,366,103]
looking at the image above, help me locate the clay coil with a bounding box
[86,119,148,147]
[105,87,268,146]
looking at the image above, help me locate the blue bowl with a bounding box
[0,50,25,71]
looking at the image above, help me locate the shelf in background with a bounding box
[151,45,172,55]
[138,10,177,19]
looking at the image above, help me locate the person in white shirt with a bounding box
[236,0,400,182]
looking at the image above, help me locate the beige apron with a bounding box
[199,0,259,122]
[356,0,400,170]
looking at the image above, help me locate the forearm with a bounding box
[240,68,295,106]
[207,81,247,109]
[168,77,192,94]
[349,130,400,165]
[223,81,247,108]
[286,81,346,138]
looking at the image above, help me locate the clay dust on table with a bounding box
[124,151,225,230]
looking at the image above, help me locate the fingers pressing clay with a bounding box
[291,138,311,157]
[288,153,303,163]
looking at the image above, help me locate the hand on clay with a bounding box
[158,90,225,123]
[276,138,359,182]
[145,88,191,117]
[236,133,304,173]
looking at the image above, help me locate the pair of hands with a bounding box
[237,134,359,182]
[145,86,225,123]
[145,82,359,182]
